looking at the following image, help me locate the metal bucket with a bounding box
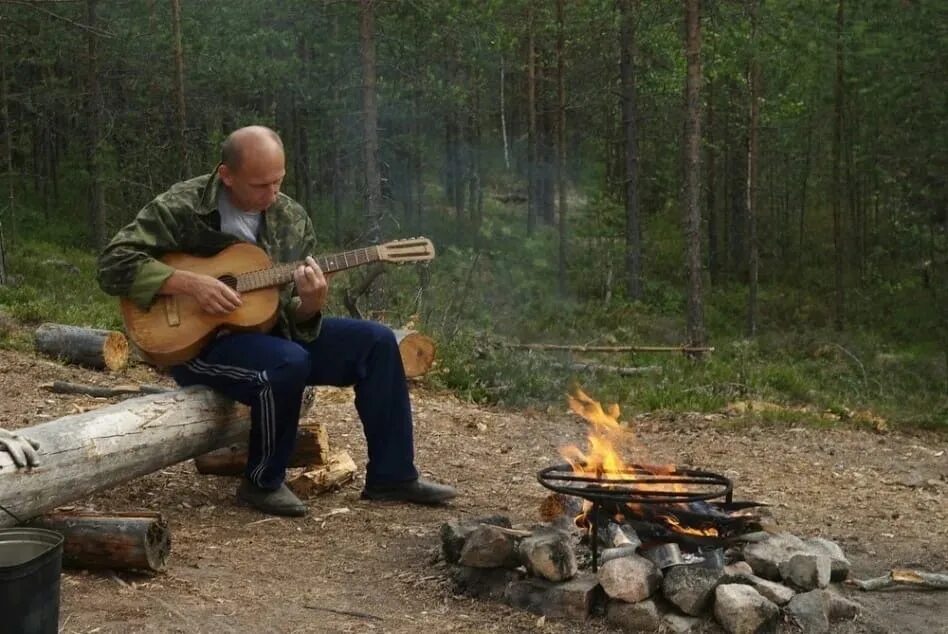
[0,528,64,634]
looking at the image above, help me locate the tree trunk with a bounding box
[170,0,187,178]
[500,56,511,171]
[86,0,106,249]
[29,511,170,573]
[34,323,129,371]
[746,0,760,338]
[556,0,568,296]
[683,0,706,347]
[0,388,250,527]
[707,75,719,286]
[618,0,642,301]
[832,0,846,331]
[359,0,382,245]
[526,1,538,235]
[0,39,10,283]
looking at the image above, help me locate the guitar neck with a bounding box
[235,246,380,292]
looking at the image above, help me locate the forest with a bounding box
[0,0,944,427]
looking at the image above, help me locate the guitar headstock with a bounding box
[377,237,436,263]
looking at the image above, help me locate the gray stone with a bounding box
[518,530,577,582]
[779,553,831,590]
[606,598,665,632]
[714,584,779,634]
[743,532,806,580]
[663,612,706,634]
[804,537,851,581]
[727,573,795,606]
[504,578,554,616]
[826,590,862,621]
[662,564,725,616]
[725,561,754,577]
[544,573,602,620]
[458,524,520,568]
[440,516,512,564]
[597,554,662,603]
[503,574,601,621]
[786,590,830,634]
[450,565,523,601]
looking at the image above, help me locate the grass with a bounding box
[1,193,945,432]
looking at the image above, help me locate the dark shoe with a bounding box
[361,478,457,505]
[237,480,308,517]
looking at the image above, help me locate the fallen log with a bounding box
[28,511,170,573]
[0,386,249,528]
[501,342,714,354]
[42,380,172,398]
[286,451,357,498]
[193,420,330,475]
[550,361,662,376]
[34,323,129,371]
[393,329,436,378]
[846,569,948,591]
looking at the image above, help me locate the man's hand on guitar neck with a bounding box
[161,269,243,315]
[293,256,328,322]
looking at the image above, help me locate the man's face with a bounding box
[219,145,286,212]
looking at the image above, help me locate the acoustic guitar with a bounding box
[120,238,435,366]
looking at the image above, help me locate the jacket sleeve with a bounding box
[96,199,185,309]
[277,207,322,343]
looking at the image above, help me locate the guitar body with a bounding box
[120,242,280,367]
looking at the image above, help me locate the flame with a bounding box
[561,387,720,539]
[562,388,633,478]
[659,514,719,537]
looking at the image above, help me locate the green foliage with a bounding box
[0,241,120,348]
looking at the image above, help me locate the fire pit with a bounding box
[537,462,763,570]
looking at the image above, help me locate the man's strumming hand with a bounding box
[163,270,242,315]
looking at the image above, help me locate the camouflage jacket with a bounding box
[97,171,322,344]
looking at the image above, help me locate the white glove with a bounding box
[0,428,40,468]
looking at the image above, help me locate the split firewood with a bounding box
[34,323,129,371]
[285,451,357,498]
[42,380,171,398]
[846,569,948,591]
[193,420,331,475]
[28,511,170,573]
[393,329,437,378]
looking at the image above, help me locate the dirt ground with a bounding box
[1,348,946,634]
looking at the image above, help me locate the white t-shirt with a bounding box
[218,190,262,244]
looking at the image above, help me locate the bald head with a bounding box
[218,126,287,212]
[221,126,284,173]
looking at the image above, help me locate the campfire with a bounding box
[538,388,766,570]
[439,389,863,633]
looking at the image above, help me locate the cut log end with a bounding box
[286,451,357,498]
[145,516,171,571]
[394,330,436,378]
[103,331,131,371]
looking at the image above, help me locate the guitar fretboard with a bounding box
[234,246,381,292]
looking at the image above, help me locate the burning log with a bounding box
[393,329,436,378]
[0,387,250,527]
[193,420,330,475]
[34,323,129,371]
[28,511,170,573]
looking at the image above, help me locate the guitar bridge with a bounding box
[164,296,181,327]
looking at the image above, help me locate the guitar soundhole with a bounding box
[218,274,238,289]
